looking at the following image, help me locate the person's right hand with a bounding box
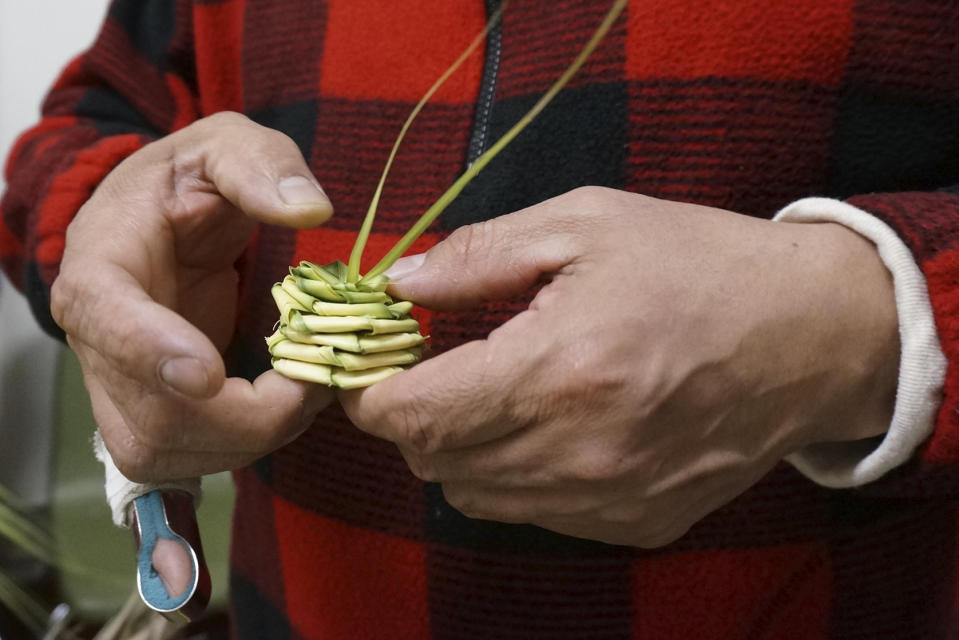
[51,112,335,482]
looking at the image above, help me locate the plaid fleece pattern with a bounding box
[4,1,959,638]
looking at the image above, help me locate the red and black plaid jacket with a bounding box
[4,1,959,638]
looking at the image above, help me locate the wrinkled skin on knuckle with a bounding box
[172,112,248,182]
[446,221,493,264]
[395,403,441,455]
[390,376,475,454]
[170,149,213,207]
[442,221,509,293]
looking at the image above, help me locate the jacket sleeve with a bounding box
[847,190,959,495]
[0,0,199,339]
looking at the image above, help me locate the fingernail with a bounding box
[384,253,426,282]
[278,176,327,205]
[159,357,209,397]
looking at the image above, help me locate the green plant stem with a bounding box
[346,3,508,283]
[0,571,49,634]
[360,0,630,284]
[0,498,56,565]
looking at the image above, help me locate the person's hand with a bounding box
[340,187,899,547]
[52,112,335,482]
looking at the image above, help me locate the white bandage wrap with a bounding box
[774,197,947,487]
[93,431,202,527]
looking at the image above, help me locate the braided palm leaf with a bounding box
[267,261,425,389]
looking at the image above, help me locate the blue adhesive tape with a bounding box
[134,491,197,612]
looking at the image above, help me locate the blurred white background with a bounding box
[0,0,109,504]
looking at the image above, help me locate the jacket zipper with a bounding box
[465,0,504,167]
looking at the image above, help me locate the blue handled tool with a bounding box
[131,490,211,622]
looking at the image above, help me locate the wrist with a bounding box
[770,197,945,487]
[794,221,899,447]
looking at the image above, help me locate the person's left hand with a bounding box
[339,187,899,547]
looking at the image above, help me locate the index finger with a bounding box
[91,367,334,481]
[54,264,227,398]
[339,309,548,453]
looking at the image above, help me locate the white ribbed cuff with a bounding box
[93,431,202,527]
[773,197,946,487]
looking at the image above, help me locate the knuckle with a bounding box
[203,110,248,130]
[261,127,300,154]
[203,111,297,157]
[446,221,487,254]
[566,184,605,203]
[49,272,77,333]
[560,185,640,232]
[550,347,628,417]
[563,445,624,486]
[566,460,607,485]
[394,404,442,454]
[561,185,611,221]
[50,258,109,341]
[180,111,245,147]
[109,437,162,483]
[443,486,486,520]
[444,221,496,270]
[442,219,530,297]
[403,416,436,454]
[114,392,188,452]
[400,449,439,483]
[564,184,626,210]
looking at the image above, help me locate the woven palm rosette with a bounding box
[265,2,625,388]
[266,260,425,389]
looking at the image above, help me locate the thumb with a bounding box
[384,206,578,311]
[169,111,333,229]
